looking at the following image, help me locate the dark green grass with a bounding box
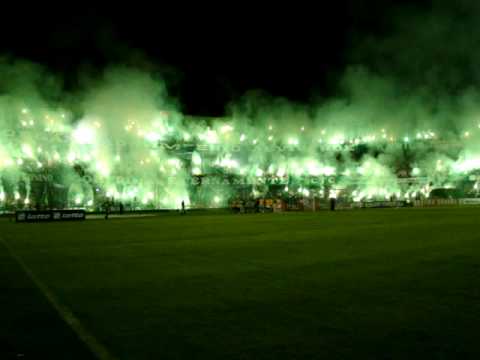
[1,208,480,359]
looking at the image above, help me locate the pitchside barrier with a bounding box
[413,199,458,207]
[351,201,410,209]
[15,210,86,223]
[413,198,480,207]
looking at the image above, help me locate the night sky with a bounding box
[0,1,431,116]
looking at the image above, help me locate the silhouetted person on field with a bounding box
[119,202,124,215]
[330,197,336,211]
[104,200,110,220]
[181,200,186,214]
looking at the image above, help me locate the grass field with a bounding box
[2,207,480,359]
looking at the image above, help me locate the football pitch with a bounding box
[1,208,480,359]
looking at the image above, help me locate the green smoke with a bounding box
[3,1,480,210]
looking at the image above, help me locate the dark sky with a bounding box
[0,1,430,115]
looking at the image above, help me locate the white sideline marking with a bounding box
[0,236,117,360]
